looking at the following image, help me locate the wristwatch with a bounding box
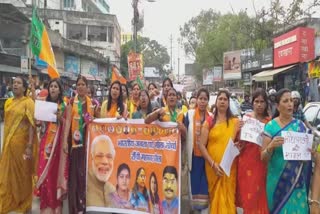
[308,198,320,206]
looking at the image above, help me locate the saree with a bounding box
[37,101,68,212]
[205,117,239,214]
[100,100,123,118]
[68,95,94,213]
[264,119,311,214]
[185,108,210,211]
[128,99,139,119]
[160,106,184,123]
[0,97,38,213]
[237,115,269,214]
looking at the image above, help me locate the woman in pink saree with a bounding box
[36,79,68,213]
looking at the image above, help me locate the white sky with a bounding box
[108,0,314,75]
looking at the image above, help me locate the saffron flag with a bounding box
[30,7,59,79]
[111,65,127,84]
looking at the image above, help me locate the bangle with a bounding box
[308,198,320,206]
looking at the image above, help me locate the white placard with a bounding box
[35,100,58,122]
[240,115,265,146]
[220,138,240,177]
[282,131,313,160]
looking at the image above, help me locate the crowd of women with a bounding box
[0,74,319,214]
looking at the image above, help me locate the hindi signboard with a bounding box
[282,131,313,160]
[86,119,181,214]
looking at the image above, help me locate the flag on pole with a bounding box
[136,75,144,89]
[111,65,127,84]
[30,7,59,79]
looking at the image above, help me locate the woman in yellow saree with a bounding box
[0,76,38,214]
[198,89,240,214]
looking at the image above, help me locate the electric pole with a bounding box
[170,34,173,72]
[177,38,181,83]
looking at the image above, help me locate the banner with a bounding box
[128,52,143,81]
[202,68,214,85]
[223,50,242,80]
[213,66,223,82]
[86,119,181,214]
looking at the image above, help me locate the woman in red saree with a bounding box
[237,89,270,213]
[36,79,68,213]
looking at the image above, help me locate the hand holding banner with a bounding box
[220,138,240,177]
[240,115,265,146]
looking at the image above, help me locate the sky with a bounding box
[108,0,311,75]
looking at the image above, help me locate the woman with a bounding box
[63,75,94,213]
[128,83,141,118]
[145,88,186,139]
[148,83,160,110]
[198,89,240,213]
[130,167,149,212]
[188,96,197,109]
[132,90,153,119]
[122,84,129,106]
[100,81,127,118]
[0,76,38,213]
[237,89,269,213]
[87,86,100,117]
[157,78,173,107]
[110,163,132,209]
[185,88,210,213]
[37,79,68,214]
[149,172,162,214]
[261,88,312,213]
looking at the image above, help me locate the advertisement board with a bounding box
[223,50,242,80]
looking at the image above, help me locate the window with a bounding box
[107,26,114,43]
[67,24,86,40]
[88,26,107,42]
[64,0,74,8]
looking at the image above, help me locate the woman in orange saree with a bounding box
[237,89,270,214]
[198,89,240,214]
[0,76,38,214]
[100,80,127,118]
[63,75,94,213]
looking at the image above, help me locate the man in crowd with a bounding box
[162,166,179,214]
[240,93,253,112]
[87,135,116,207]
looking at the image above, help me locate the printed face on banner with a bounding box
[86,121,181,214]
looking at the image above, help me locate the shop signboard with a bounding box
[274,27,315,68]
[261,48,273,68]
[213,66,223,82]
[241,48,261,72]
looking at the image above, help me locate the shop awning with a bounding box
[252,65,297,82]
[80,73,95,81]
[95,76,102,81]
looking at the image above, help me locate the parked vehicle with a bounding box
[303,102,320,150]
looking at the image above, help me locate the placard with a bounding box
[240,116,265,146]
[220,138,240,177]
[282,131,313,160]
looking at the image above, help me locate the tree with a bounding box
[120,37,170,78]
[180,0,320,81]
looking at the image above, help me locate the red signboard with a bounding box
[128,52,143,81]
[273,27,315,68]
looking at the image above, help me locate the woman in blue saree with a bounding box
[261,88,312,214]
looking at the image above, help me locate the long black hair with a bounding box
[132,167,149,201]
[137,90,152,115]
[212,89,234,127]
[46,78,64,104]
[149,172,160,205]
[121,83,129,99]
[15,76,28,96]
[116,163,130,190]
[252,88,269,118]
[107,80,124,115]
[148,82,158,90]
[272,88,291,119]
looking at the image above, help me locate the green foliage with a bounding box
[180,0,320,81]
[120,37,170,78]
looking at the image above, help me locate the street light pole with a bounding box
[132,0,156,53]
[132,0,138,53]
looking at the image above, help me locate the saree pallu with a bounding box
[264,119,311,214]
[205,117,239,214]
[37,114,68,212]
[237,116,269,214]
[0,97,38,213]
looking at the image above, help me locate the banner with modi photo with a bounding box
[86,119,181,214]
